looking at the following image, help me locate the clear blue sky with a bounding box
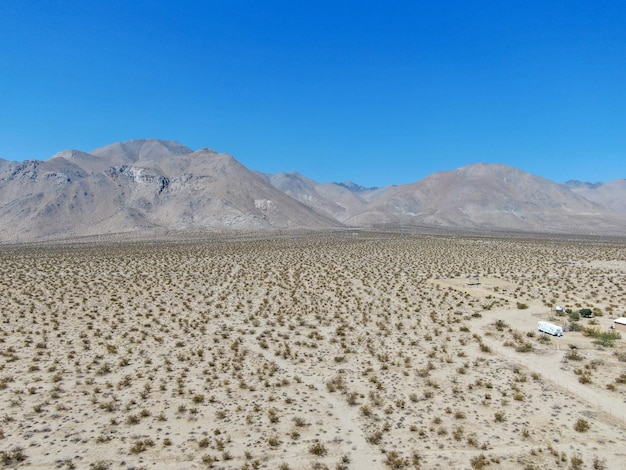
[1,1,624,187]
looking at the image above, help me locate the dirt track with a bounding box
[474,306,626,427]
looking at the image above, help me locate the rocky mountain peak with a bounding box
[90,139,194,163]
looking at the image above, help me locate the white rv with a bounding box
[538,321,563,337]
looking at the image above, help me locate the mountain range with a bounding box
[0,139,624,242]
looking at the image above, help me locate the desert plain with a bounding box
[0,231,625,469]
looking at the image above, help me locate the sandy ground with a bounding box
[0,232,625,469]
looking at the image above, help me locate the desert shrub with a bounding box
[360,404,372,416]
[130,438,154,454]
[326,375,346,392]
[574,418,590,432]
[293,416,307,427]
[515,342,533,353]
[569,311,580,321]
[570,454,584,470]
[1,447,27,465]
[268,408,280,423]
[593,331,621,347]
[470,453,488,469]
[385,450,409,469]
[592,456,607,469]
[201,454,217,468]
[96,363,112,375]
[367,430,383,445]
[568,322,583,332]
[125,414,140,425]
[582,327,601,337]
[198,437,210,448]
[309,440,327,456]
[495,320,508,331]
[536,334,551,344]
[565,350,583,361]
[90,462,110,470]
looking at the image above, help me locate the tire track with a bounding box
[244,340,384,469]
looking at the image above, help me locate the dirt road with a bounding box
[474,307,626,427]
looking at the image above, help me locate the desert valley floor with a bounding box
[1,231,625,469]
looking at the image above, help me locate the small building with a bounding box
[613,317,626,333]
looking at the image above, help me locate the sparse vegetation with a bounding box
[0,234,623,469]
[130,437,155,454]
[574,418,590,432]
[308,440,327,456]
[565,350,583,361]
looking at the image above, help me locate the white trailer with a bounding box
[538,321,563,337]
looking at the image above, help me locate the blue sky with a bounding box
[1,1,624,187]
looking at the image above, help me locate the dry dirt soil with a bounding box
[0,232,625,469]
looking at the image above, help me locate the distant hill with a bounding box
[565,179,626,214]
[1,140,625,242]
[339,163,623,234]
[336,181,378,193]
[563,180,603,190]
[258,172,387,222]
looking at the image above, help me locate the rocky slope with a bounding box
[1,140,625,242]
[0,140,339,241]
[341,163,623,235]
[257,171,387,222]
[565,179,626,215]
